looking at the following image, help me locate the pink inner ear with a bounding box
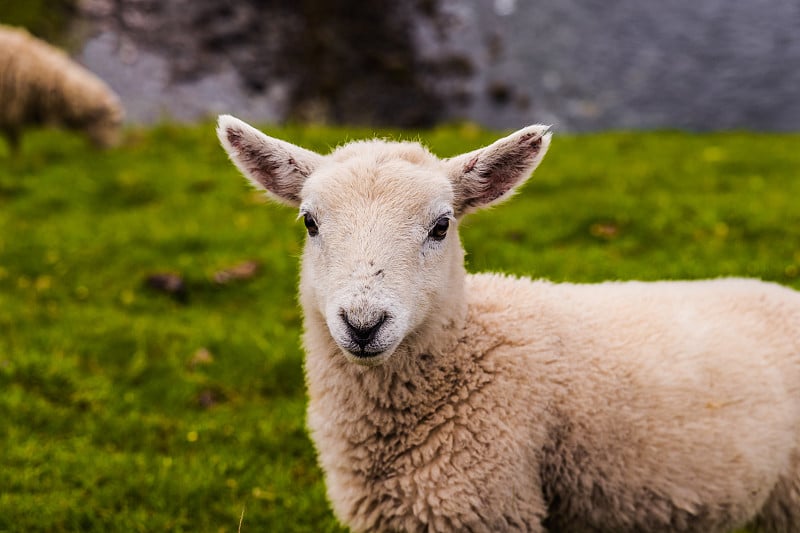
[465,155,480,173]
[477,160,529,204]
[226,127,303,204]
[517,131,545,149]
[465,133,545,208]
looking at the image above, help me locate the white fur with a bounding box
[218,115,800,532]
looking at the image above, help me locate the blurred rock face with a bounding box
[77,0,460,127]
[76,0,800,131]
[437,0,800,131]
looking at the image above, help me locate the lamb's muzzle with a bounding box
[340,310,387,356]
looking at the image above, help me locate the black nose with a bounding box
[342,313,386,350]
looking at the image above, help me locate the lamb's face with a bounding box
[298,153,461,365]
[217,115,551,366]
[85,104,124,148]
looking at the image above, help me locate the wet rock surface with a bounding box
[72,0,800,130]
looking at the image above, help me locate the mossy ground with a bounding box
[1,123,798,531]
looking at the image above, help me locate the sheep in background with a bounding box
[0,24,123,152]
[217,114,800,533]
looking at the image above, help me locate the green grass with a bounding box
[1,122,799,531]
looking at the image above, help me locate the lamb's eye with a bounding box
[303,213,319,236]
[428,217,450,241]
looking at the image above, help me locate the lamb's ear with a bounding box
[217,114,325,206]
[444,125,551,216]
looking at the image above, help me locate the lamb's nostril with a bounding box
[342,312,387,349]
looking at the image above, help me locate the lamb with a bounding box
[0,24,124,152]
[217,114,800,533]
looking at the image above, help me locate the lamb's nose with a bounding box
[342,312,386,350]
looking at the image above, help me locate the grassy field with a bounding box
[1,123,799,532]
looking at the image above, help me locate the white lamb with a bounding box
[217,115,800,533]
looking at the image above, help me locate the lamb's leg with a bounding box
[749,451,800,533]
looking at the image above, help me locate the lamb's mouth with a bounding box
[339,342,397,366]
[343,344,386,359]
[352,348,383,358]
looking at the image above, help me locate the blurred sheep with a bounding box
[0,24,124,152]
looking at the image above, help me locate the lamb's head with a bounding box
[217,116,551,366]
[83,97,124,148]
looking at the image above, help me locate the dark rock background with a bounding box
[74,0,463,126]
[64,0,800,130]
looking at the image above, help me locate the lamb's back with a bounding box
[465,273,800,531]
